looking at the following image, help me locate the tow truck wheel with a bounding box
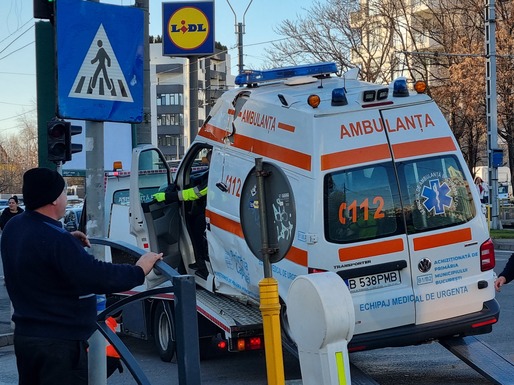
[153,301,176,362]
[279,300,296,346]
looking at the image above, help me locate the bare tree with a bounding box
[265,0,511,177]
[264,0,395,81]
[0,112,38,194]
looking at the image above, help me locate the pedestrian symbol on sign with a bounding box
[90,40,113,92]
[69,24,133,103]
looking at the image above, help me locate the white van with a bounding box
[130,63,498,351]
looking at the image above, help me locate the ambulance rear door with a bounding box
[322,110,415,334]
[380,102,492,325]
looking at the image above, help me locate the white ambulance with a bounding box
[128,62,499,352]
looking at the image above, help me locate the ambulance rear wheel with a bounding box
[153,301,176,362]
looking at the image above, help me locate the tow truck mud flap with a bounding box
[440,336,514,384]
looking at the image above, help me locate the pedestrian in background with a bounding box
[475,176,489,204]
[0,167,163,385]
[0,195,24,230]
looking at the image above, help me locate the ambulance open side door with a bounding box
[129,146,182,287]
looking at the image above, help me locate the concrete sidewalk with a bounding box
[1,238,513,349]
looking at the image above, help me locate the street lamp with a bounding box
[485,0,500,229]
[226,0,254,74]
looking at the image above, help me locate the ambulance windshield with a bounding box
[397,155,475,233]
[324,162,402,243]
[324,155,475,244]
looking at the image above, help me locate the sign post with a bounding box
[54,1,145,384]
[240,159,296,385]
[162,1,215,143]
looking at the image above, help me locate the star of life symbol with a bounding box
[69,24,133,102]
[421,179,453,215]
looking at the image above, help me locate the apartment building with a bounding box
[350,0,449,84]
[150,43,234,161]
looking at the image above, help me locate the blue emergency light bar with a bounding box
[235,62,338,86]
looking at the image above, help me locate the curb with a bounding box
[0,333,13,348]
[492,239,514,252]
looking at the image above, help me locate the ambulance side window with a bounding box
[137,149,171,203]
[397,155,475,233]
[324,162,403,243]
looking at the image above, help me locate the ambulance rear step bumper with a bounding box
[349,298,499,351]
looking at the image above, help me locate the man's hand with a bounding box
[136,252,164,275]
[153,192,166,202]
[495,276,507,292]
[71,231,91,248]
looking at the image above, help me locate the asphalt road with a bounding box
[1,249,514,384]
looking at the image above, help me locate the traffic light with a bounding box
[47,120,68,162]
[47,120,83,163]
[66,124,83,161]
[33,0,55,20]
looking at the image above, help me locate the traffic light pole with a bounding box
[86,2,107,384]
[485,0,500,229]
[35,21,57,169]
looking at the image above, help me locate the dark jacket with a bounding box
[0,207,24,230]
[1,210,145,341]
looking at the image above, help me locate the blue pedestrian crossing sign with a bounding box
[56,0,144,123]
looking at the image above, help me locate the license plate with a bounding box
[347,271,401,293]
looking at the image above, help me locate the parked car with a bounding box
[0,200,8,213]
[63,207,82,232]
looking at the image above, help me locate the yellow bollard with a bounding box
[259,277,285,385]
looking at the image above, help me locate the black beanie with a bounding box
[23,168,66,211]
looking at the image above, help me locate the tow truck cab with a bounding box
[129,62,499,351]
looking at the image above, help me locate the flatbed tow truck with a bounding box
[95,239,514,385]
[97,60,514,384]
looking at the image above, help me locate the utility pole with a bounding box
[87,0,106,383]
[226,0,253,74]
[134,0,151,145]
[485,0,501,229]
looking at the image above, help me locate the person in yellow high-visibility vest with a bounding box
[153,150,211,276]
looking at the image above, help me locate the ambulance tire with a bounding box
[153,301,176,362]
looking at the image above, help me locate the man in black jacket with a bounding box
[1,167,163,385]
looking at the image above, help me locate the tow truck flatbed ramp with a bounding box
[349,364,381,385]
[440,336,514,384]
[196,289,263,333]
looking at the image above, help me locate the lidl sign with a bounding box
[162,1,215,56]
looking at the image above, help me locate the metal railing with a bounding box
[90,238,201,385]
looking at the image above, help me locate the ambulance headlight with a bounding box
[332,88,348,106]
[393,78,409,97]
